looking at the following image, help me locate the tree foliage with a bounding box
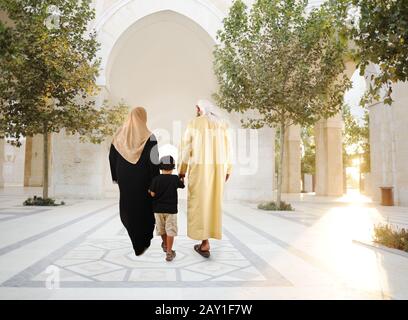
[214,0,351,129]
[0,0,128,198]
[214,0,351,206]
[347,0,408,105]
[0,0,126,145]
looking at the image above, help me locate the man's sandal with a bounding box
[194,244,210,258]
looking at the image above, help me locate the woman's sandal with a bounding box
[194,244,210,258]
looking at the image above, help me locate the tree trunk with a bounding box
[42,125,49,199]
[276,121,285,209]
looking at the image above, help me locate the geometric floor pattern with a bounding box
[2,188,408,299]
[3,223,291,288]
[29,237,280,286]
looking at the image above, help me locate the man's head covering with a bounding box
[196,99,223,124]
[112,106,152,164]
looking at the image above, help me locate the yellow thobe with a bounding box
[178,115,232,240]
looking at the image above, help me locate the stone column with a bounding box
[367,80,408,206]
[0,139,5,187]
[313,58,353,197]
[24,135,45,187]
[282,124,301,193]
[314,114,344,196]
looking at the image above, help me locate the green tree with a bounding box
[346,0,408,105]
[0,0,127,199]
[214,0,351,208]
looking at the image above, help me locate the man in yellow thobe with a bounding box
[178,100,232,258]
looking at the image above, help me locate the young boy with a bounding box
[149,155,185,261]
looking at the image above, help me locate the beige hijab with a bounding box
[112,107,152,164]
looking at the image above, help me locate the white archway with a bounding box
[50,0,275,201]
[105,10,219,168]
[94,0,224,87]
[93,2,275,202]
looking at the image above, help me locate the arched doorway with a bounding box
[94,0,223,87]
[106,10,217,150]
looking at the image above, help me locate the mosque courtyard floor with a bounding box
[0,187,408,300]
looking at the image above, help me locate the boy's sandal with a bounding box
[194,244,210,258]
[166,250,176,262]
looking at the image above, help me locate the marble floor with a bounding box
[0,187,408,299]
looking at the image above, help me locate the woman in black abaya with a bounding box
[109,107,159,256]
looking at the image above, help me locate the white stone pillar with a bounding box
[368,80,408,206]
[368,101,394,203]
[282,124,301,193]
[24,135,44,187]
[314,114,344,196]
[0,139,5,187]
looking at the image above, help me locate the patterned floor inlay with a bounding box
[2,225,291,288]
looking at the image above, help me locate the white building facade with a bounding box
[2,0,408,206]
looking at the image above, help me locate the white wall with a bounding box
[369,81,408,206]
[1,140,26,186]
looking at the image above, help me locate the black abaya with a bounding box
[109,135,160,255]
